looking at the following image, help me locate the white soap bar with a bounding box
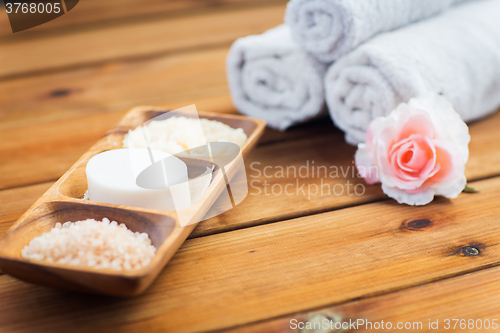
[85,148,191,211]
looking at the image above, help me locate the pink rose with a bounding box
[355,93,470,205]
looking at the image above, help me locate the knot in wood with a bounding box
[405,219,432,230]
[462,246,480,257]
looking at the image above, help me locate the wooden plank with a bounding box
[0,3,286,78]
[464,114,500,180]
[0,181,53,276]
[0,111,127,190]
[0,42,331,138]
[223,265,500,333]
[0,47,234,129]
[0,182,53,232]
[0,3,10,37]
[0,0,287,38]
[0,177,499,331]
[192,130,384,237]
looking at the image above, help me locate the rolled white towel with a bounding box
[285,0,474,63]
[325,0,500,145]
[226,25,329,131]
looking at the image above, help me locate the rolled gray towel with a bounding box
[226,25,329,131]
[325,0,500,145]
[285,0,474,63]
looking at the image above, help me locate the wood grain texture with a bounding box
[0,111,127,190]
[0,176,498,332]
[0,181,53,276]
[192,129,385,238]
[0,42,330,136]
[0,0,287,38]
[0,182,53,235]
[0,3,285,78]
[223,265,500,333]
[0,47,234,129]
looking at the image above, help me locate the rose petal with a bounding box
[432,174,466,199]
[381,183,435,206]
[396,110,435,141]
[430,139,464,183]
[376,125,397,181]
[398,138,427,171]
[386,134,438,190]
[355,145,380,184]
[390,138,418,176]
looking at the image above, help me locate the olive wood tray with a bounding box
[0,106,266,296]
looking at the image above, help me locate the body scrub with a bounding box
[123,116,247,154]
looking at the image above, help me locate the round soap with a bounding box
[85,148,190,211]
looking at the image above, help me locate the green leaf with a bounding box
[463,184,479,193]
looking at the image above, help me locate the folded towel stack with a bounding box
[284,0,472,63]
[325,0,500,144]
[227,0,500,143]
[226,25,328,131]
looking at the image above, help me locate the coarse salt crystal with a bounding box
[21,218,156,271]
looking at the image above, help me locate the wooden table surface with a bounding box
[2,1,500,332]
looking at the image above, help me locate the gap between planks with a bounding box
[1,176,500,332]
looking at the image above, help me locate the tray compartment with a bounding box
[0,201,177,296]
